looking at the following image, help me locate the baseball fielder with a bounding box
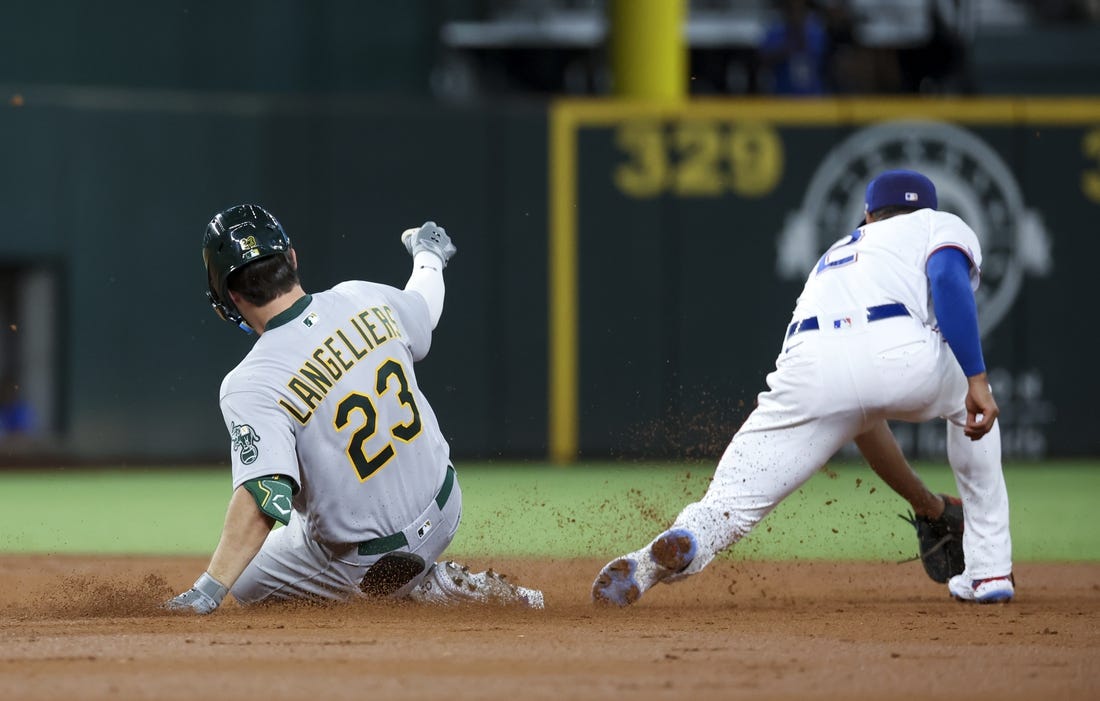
[166,205,543,613]
[593,169,1013,606]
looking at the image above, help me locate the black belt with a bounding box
[358,464,456,556]
[786,303,910,339]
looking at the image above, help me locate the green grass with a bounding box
[0,461,1096,562]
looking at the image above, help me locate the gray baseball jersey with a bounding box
[219,280,451,546]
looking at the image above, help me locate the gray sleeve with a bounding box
[220,387,301,490]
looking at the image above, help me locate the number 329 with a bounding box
[614,120,783,198]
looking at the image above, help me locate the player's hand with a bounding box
[165,587,219,614]
[401,222,456,267]
[963,373,999,440]
[164,572,228,615]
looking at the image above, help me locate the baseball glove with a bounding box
[900,494,965,583]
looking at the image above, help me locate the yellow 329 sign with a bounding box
[613,120,783,198]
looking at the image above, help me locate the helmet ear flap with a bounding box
[206,289,230,322]
[206,289,253,333]
[203,240,243,324]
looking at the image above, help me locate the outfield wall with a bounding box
[550,99,1100,462]
[0,93,1096,461]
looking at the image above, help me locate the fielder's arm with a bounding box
[927,247,999,440]
[854,420,943,519]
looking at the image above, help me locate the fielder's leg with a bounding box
[944,411,1014,602]
[592,331,871,607]
[913,343,1014,602]
[592,406,860,606]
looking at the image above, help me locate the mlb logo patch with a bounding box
[417,519,432,539]
[303,312,318,327]
[833,317,853,329]
[905,191,919,201]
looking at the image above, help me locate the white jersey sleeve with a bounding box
[926,211,983,291]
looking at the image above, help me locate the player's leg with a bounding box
[669,407,859,574]
[231,510,360,604]
[359,475,465,600]
[233,473,465,605]
[943,408,1013,601]
[390,475,544,609]
[592,329,879,606]
[408,560,545,609]
[593,382,862,605]
[892,340,1013,601]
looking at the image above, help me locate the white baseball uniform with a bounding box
[223,276,461,603]
[670,208,1012,580]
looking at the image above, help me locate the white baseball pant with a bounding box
[670,313,1012,580]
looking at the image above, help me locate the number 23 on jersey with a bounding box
[333,358,423,482]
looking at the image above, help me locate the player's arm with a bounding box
[207,486,277,587]
[858,420,967,584]
[926,247,998,439]
[854,420,943,519]
[401,222,456,329]
[165,472,295,614]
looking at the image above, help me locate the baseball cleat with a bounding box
[948,573,1015,603]
[455,564,546,609]
[592,557,643,606]
[592,529,698,607]
[651,528,698,571]
[411,561,545,609]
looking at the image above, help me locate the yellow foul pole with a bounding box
[609,0,687,101]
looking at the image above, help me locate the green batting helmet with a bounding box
[201,204,291,332]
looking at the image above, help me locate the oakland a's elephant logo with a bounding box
[231,422,261,464]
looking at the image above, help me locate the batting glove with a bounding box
[164,572,229,615]
[401,221,457,267]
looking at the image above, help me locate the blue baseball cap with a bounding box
[861,169,937,224]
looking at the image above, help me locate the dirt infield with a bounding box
[0,555,1097,700]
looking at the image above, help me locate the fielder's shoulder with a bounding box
[929,209,969,226]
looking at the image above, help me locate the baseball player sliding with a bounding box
[593,170,1013,606]
[166,205,543,613]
